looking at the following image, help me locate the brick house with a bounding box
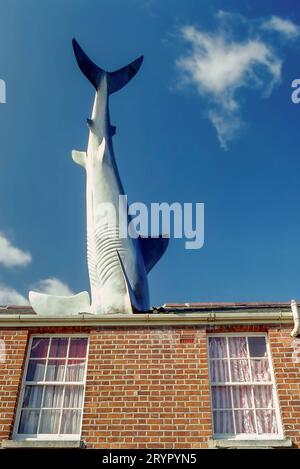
[0,301,299,449]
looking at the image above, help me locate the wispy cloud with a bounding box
[31,278,74,296]
[175,13,299,150]
[0,233,32,268]
[0,284,29,306]
[262,16,300,39]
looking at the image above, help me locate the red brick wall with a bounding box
[82,327,211,448]
[269,327,300,447]
[0,324,299,448]
[0,330,28,441]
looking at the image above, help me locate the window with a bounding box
[14,335,88,440]
[208,334,282,439]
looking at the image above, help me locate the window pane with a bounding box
[60,410,81,434]
[39,410,61,434]
[30,338,49,358]
[209,337,227,358]
[210,360,229,383]
[254,385,274,408]
[43,386,64,408]
[213,410,234,435]
[18,409,39,434]
[65,359,86,382]
[49,338,68,358]
[64,386,84,408]
[234,410,256,434]
[211,386,232,409]
[26,360,46,381]
[45,360,66,381]
[69,338,88,358]
[256,410,277,434]
[251,359,271,382]
[248,337,267,358]
[230,360,251,382]
[228,337,247,358]
[23,385,43,408]
[232,385,253,409]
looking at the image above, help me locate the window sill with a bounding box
[1,440,86,449]
[208,438,293,449]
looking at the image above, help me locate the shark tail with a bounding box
[72,38,143,93]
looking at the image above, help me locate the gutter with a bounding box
[291,299,300,337]
[0,310,293,328]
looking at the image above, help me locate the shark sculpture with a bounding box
[29,39,169,315]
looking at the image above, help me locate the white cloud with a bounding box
[0,233,32,268]
[176,24,282,149]
[262,16,300,39]
[208,110,243,151]
[0,284,29,306]
[32,278,74,296]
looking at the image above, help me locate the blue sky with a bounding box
[0,0,300,307]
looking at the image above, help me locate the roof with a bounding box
[0,301,293,316]
[156,302,293,313]
[0,301,294,327]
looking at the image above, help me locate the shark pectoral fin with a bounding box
[110,125,116,136]
[139,235,170,274]
[72,150,87,168]
[86,118,94,131]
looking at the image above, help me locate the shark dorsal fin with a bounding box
[72,150,86,168]
[139,235,169,274]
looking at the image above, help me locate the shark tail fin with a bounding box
[72,38,143,93]
[72,38,104,89]
[107,56,143,94]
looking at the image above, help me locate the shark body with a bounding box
[29,39,169,315]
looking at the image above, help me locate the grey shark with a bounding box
[71,38,169,314]
[29,39,169,315]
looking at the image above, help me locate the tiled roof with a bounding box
[0,306,36,315]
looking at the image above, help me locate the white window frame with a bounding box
[13,334,89,441]
[207,332,284,441]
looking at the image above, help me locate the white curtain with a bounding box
[45,360,66,381]
[210,337,277,436]
[18,409,39,434]
[39,410,61,434]
[65,360,85,382]
[60,410,81,434]
[64,386,83,408]
[43,386,64,408]
[209,337,227,358]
